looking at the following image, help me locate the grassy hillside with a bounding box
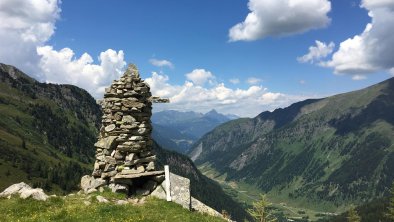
[0,194,225,222]
[189,77,394,213]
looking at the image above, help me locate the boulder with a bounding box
[0,182,49,201]
[0,182,30,197]
[20,188,49,201]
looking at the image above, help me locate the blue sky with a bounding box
[1,0,393,116]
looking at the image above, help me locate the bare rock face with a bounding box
[89,64,164,196]
[0,182,49,201]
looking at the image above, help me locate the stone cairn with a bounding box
[91,64,169,195]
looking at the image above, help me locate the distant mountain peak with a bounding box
[206,109,218,114]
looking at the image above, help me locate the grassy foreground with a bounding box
[0,194,225,222]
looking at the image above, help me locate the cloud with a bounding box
[246,77,262,85]
[185,69,215,86]
[149,58,174,68]
[146,72,311,117]
[0,0,60,79]
[352,75,366,81]
[0,0,129,98]
[37,46,126,98]
[297,40,335,64]
[229,78,240,84]
[299,80,306,84]
[229,0,331,41]
[321,0,394,77]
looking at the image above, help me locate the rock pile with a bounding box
[90,64,168,195]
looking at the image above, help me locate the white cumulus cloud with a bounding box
[0,0,129,98]
[297,40,335,64]
[185,69,215,86]
[0,0,60,79]
[147,72,310,117]
[321,0,394,77]
[149,58,174,68]
[229,0,331,41]
[37,46,126,98]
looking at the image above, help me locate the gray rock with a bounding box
[104,164,116,172]
[96,195,109,203]
[125,153,135,161]
[86,188,97,194]
[95,136,117,149]
[114,150,124,160]
[130,136,143,141]
[146,161,155,171]
[120,166,145,175]
[105,156,116,165]
[122,115,136,123]
[0,182,49,201]
[20,187,49,201]
[104,124,116,132]
[116,200,128,205]
[101,170,117,179]
[0,182,30,197]
[80,175,107,192]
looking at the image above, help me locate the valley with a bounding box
[188,76,394,220]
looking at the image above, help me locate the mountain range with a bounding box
[152,109,237,153]
[189,76,394,213]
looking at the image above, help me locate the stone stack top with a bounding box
[123,64,140,78]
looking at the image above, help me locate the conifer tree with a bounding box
[248,194,277,222]
[347,206,361,222]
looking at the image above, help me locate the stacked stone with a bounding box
[92,64,164,195]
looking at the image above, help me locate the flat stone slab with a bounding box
[114,171,164,179]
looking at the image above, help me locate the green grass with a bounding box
[0,194,226,222]
[199,163,342,221]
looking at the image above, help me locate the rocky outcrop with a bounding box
[151,172,190,209]
[150,172,231,221]
[0,182,49,201]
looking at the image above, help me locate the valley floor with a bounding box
[198,163,339,221]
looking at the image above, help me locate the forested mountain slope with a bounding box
[0,63,101,192]
[189,77,394,210]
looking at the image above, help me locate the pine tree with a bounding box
[386,182,394,221]
[247,194,277,222]
[347,206,361,222]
